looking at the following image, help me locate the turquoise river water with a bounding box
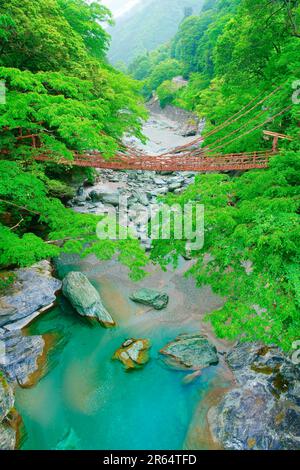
[15,254,231,450]
[16,253,232,450]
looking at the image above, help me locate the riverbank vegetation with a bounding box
[129,0,300,350]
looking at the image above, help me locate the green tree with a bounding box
[147,59,182,92]
[171,14,214,73]
[0,0,148,278]
[156,80,179,107]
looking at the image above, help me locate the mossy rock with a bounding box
[130,288,169,310]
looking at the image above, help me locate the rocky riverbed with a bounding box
[68,107,202,251]
[70,169,197,251]
[0,110,299,450]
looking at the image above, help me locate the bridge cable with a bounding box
[159,83,285,156]
[205,105,292,155]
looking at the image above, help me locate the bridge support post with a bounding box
[272,136,279,153]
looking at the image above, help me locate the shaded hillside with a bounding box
[108,0,204,65]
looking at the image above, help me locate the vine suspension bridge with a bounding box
[33,85,292,172]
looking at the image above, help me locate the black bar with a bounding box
[0,450,299,466]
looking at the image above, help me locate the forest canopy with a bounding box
[0,0,148,280]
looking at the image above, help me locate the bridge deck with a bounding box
[36,150,274,172]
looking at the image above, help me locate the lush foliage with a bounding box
[143,0,300,350]
[151,152,300,351]
[130,0,300,154]
[0,0,148,279]
[156,80,181,108]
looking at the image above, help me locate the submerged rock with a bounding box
[54,428,81,450]
[0,260,61,330]
[159,333,219,370]
[113,338,151,370]
[209,342,300,450]
[62,271,115,327]
[130,288,169,310]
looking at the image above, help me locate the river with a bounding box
[15,110,233,450]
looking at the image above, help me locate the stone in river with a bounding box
[101,193,120,206]
[0,374,14,422]
[159,333,219,370]
[153,178,166,186]
[147,187,168,197]
[130,288,169,310]
[89,190,120,206]
[113,338,151,370]
[209,342,300,450]
[168,182,182,192]
[0,374,16,450]
[0,260,61,330]
[62,272,115,327]
[0,329,45,386]
[132,190,149,206]
[0,423,16,450]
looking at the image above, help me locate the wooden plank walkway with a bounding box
[35,150,274,172]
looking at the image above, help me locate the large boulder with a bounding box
[0,423,16,450]
[130,288,169,310]
[0,374,15,450]
[0,329,45,386]
[0,261,61,330]
[62,272,115,327]
[209,342,300,450]
[0,374,14,422]
[89,190,120,206]
[210,381,300,450]
[113,338,151,370]
[102,193,120,206]
[132,190,149,206]
[159,333,219,370]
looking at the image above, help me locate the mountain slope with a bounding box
[107,0,204,65]
[102,0,140,18]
